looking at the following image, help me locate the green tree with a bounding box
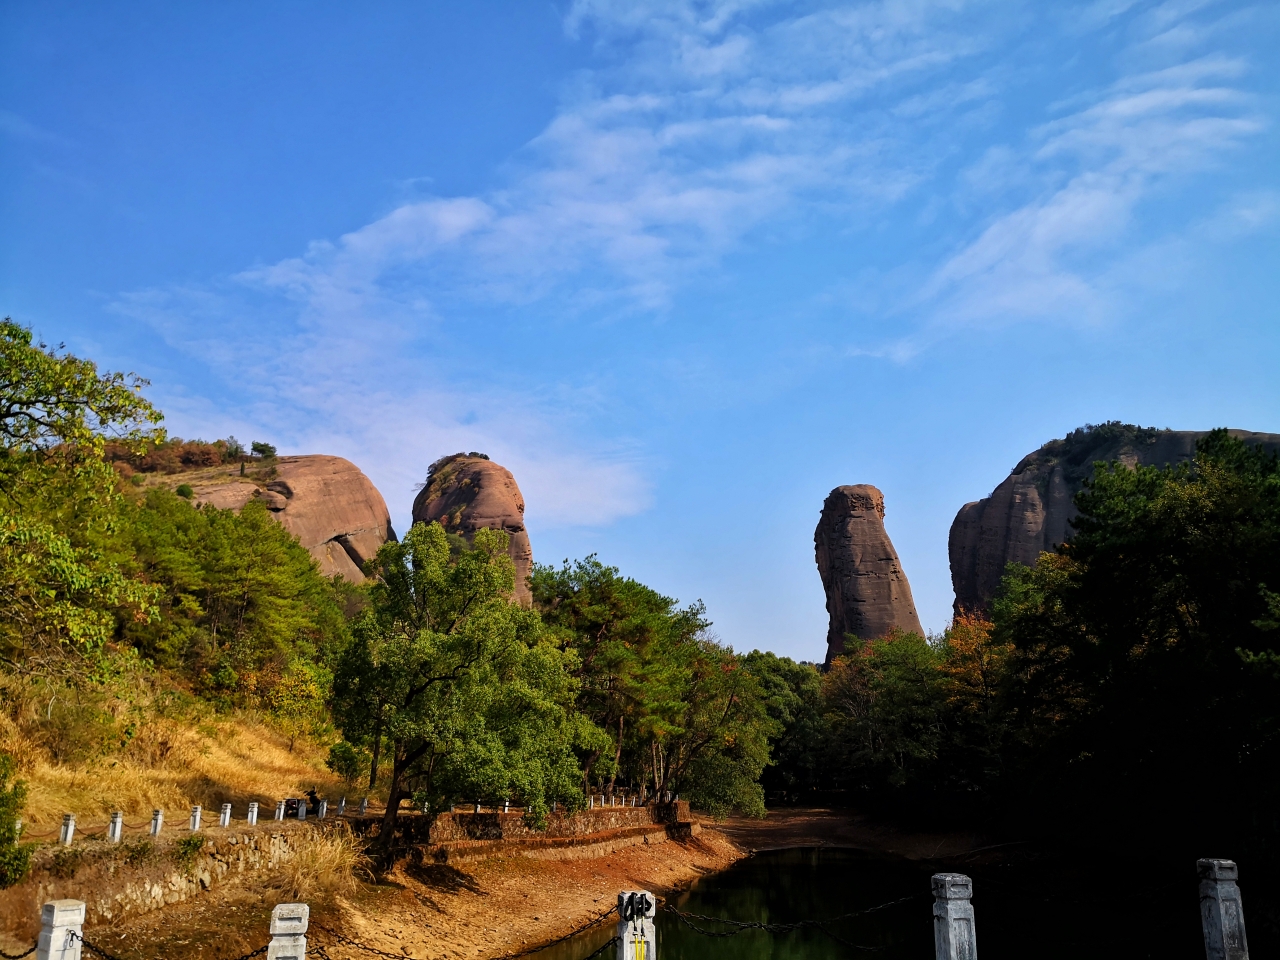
[742,651,827,802]
[992,430,1280,856]
[0,320,162,677]
[332,523,600,845]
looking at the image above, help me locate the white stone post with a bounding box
[317,799,327,820]
[503,799,510,814]
[189,806,202,831]
[474,801,481,813]
[275,800,286,821]
[296,799,306,821]
[58,815,75,846]
[337,797,345,816]
[219,803,231,827]
[267,902,309,960]
[248,802,259,826]
[37,900,85,960]
[616,890,655,960]
[107,811,123,844]
[932,874,977,960]
[150,810,163,836]
[1199,859,1249,960]
[359,797,368,815]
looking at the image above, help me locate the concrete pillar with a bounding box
[296,799,306,821]
[359,797,368,816]
[932,874,977,960]
[248,802,259,826]
[337,797,346,816]
[317,799,327,820]
[189,806,202,831]
[267,902,309,960]
[107,812,123,844]
[220,803,232,827]
[150,810,163,836]
[1199,859,1249,960]
[474,801,481,813]
[275,800,286,821]
[59,815,75,846]
[37,900,84,960]
[503,800,510,814]
[616,890,656,960]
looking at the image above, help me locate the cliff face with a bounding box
[190,455,396,581]
[949,425,1280,614]
[815,484,923,665]
[410,454,533,606]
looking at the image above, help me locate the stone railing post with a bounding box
[932,874,976,960]
[189,806,202,831]
[616,890,655,960]
[150,810,163,836]
[248,802,259,826]
[359,797,368,816]
[275,800,286,821]
[107,812,123,844]
[337,797,346,816]
[267,902,309,960]
[296,799,306,821]
[317,799,327,820]
[220,803,232,827]
[37,900,85,960]
[1199,859,1248,960]
[58,815,75,846]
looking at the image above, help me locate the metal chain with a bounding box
[0,945,36,959]
[73,930,268,960]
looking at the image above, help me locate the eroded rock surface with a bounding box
[411,453,533,605]
[190,455,395,581]
[949,425,1280,614]
[815,484,923,665]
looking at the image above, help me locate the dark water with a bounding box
[529,847,1213,960]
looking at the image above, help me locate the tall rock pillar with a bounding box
[815,484,923,665]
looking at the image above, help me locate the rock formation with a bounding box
[949,424,1280,614]
[411,453,533,606]
[191,455,395,581]
[815,484,923,665]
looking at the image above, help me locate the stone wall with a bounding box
[0,821,315,943]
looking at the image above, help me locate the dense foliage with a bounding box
[818,431,1280,868]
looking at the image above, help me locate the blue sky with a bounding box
[3,0,1278,661]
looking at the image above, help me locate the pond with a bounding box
[529,846,1209,960]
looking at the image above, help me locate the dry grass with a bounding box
[280,822,371,899]
[0,673,345,827]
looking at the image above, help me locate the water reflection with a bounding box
[528,848,932,960]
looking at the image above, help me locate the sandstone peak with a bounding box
[411,453,533,606]
[186,454,395,581]
[815,484,923,665]
[949,424,1280,614]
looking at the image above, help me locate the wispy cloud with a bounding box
[114,0,1271,528]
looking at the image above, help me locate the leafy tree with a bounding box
[326,741,369,787]
[251,441,276,459]
[268,663,328,752]
[0,320,162,677]
[742,651,827,802]
[332,522,600,845]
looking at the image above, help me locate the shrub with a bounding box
[175,484,194,499]
[251,441,277,459]
[0,753,34,888]
[325,742,367,787]
[173,833,205,873]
